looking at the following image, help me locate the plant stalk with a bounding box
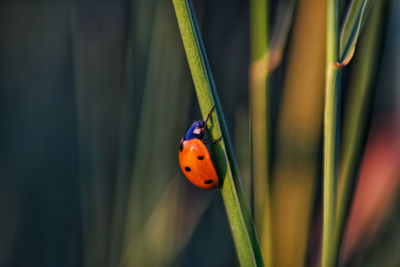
[250,0,272,265]
[322,0,340,266]
[172,0,263,265]
[334,0,385,263]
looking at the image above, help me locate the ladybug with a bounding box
[179,105,222,189]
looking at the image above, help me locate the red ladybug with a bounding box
[179,105,222,189]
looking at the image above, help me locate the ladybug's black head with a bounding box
[184,120,205,140]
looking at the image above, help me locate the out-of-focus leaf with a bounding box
[335,0,386,260]
[70,3,128,267]
[268,0,297,71]
[249,0,271,264]
[271,0,326,266]
[338,0,373,66]
[119,1,191,266]
[120,177,212,266]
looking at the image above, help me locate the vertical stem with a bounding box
[251,0,268,61]
[322,0,340,266]
[250,0,272,265]
[172,0,263,265]
[334,0,385,262]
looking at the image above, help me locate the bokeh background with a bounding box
[0,0,399,267]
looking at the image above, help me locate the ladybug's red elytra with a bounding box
[179,105,221,189]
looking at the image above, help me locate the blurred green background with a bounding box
[0,0,399,267]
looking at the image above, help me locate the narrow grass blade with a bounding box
[249,0,272,265]
[249,1,297,265]
[121,7,166,256]
[234,106,251,199]
[119,2,190,266]
[172,0,263,265]
[268,0,297,71]
[271,0,326,266]
[338,0,373,66]
[335,0,386,261]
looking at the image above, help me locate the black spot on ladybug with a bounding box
[197,156,204,160]
[179,142,183,152]
[185,167,191,172]
[204,180,213,184]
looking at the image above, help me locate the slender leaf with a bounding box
[271,0,326,266]
[249,0,272,265]
[334,0,386,262]
[268,0,297,71]
[338,0,373,66]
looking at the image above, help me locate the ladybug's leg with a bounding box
[204,105,216,128]
[202,135,222,145]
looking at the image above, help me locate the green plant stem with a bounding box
[322,0,340,267]
[249,0,272,265]
[334,0,385,262]
[172,0,263,266]
[323,63,340,267]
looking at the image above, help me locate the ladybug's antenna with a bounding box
[204,105,216,127]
